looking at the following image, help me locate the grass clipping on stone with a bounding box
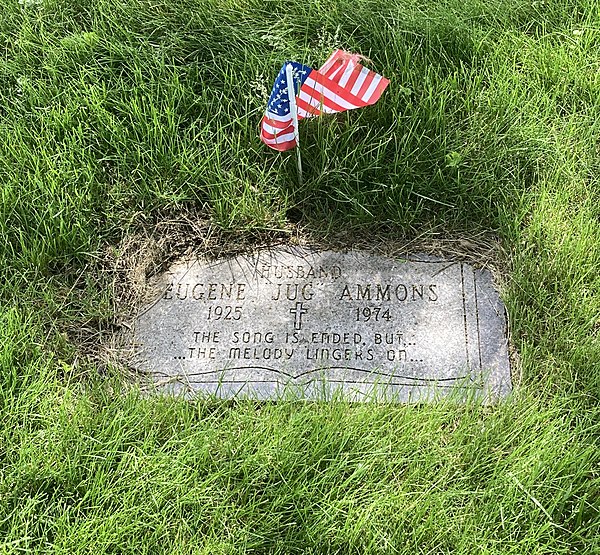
[0,0,599,552]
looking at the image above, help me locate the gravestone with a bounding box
[132,248,511,401]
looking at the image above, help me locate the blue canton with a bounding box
[266,61,312,116]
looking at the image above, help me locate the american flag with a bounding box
[260,61,312,152]
[260,51,389,151]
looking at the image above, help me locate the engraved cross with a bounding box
[289,301,308,330]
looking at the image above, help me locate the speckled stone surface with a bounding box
[132,248,511,402]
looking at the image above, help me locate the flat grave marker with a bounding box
[132,248,511,401]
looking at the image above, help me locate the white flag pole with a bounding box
[285,63,303,186]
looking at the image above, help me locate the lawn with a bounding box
[0,0,599,553]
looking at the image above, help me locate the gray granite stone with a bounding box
[132,248,511,402]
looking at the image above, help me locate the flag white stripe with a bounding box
[262,121,292,135]
[338,63,356,87]
[298,90,338,113]
[303,77,360,110]
[350,67,370,95]
[298,109,312,118]
[319,50,341,74]
[264,111,293,122]
[262,131,296,144]
[362,74,382,102]
[328,63,345,80]
[297,105,322,118]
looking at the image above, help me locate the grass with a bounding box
[1,0,599,552]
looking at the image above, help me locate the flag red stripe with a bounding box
[356,73,376,100]
[261,115,291,130]
[260,127,296,144]
[344,66,364,91]
[303,76,362,109]
[369,77,389,104]
[319,49,345,75]
[296,96,322,117]
[325,59,348,80]
[260,125,295,140]
[336,63,357,87]
[322,60,338,78]
[309,70,357,100]
[308,70,376,106]
[299,83,362,113]
[262,138,297,151]
[260,114,296,151]
[261,123,294,136]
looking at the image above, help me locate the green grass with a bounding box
[1,0,599,552]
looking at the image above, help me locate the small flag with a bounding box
[297,49,389,118]
[260,61,312,152]
[260,51,389,151]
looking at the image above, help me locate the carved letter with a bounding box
[272,284,282,301]
[428,284,438,301]
[192,283,204,300]
[220,283,233,300]
[339,285,353,300]
[236,283,246,300]
[395,284,408,301]
[176,283,189,300]
[412,285,424,301]
[286,284,298,301]
[375,284,391,301]
[357,284,371,301]
[207,283,218,300]
[301,283,313,300]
